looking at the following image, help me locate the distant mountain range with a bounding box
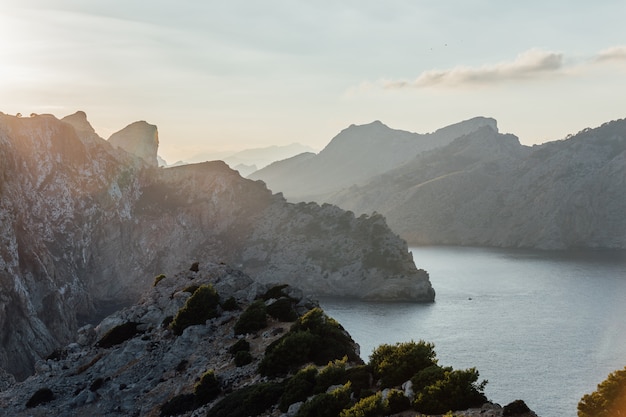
[0,111,432,380]
[249,117,496,202]
[251,118,626,250]
[166,143,318,176]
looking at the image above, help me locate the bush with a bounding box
[314,357,348,394]
[25,387,54,408]
[170,285,220,336]
[340,392,384,417]
[221,296,239,311]
[160,393,196,416]
[258,330,317,377]
[258,308,361,377]
[384,389,411,414]
[296,383,352,417]
[279,365,319,412]
[578,366,626,417]
[207,381,285,417]
[345,365,373,397]
[234,351,253,367]
[153,274,166,286]
[194,370,221,405]
[96,322,141,348]
[413,368,487,415]
[291,308,361,365]
[233,300,267,335]
[266,298,298,322]
[369,340,437,388]
[411,365,451,391]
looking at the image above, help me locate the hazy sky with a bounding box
[2,1,626,163]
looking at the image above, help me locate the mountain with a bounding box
[0,262,537,417]
[249,117,497,202]
[0,111,433,380]
[182,143,318,174]
[328,121,626,249]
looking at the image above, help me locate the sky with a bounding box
[2,0,626,163]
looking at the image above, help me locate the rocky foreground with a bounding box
[0,263,537,417]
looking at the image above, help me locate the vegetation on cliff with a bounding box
[578,366,626,417]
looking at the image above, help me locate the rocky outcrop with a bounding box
[108,120,159,167]
[329,120,626,249]
[249,117,496,202]
[0,112,433,380]
[0,263,536,417]
[0,263,320,416]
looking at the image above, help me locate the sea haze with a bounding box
[320,246,626,417]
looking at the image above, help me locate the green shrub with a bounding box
[345,365,373,397]
[153,274,166,286]
[340,392,384,417]
[266,298,298,322]
[296,383,352,417]
[96,322,141,348]
[384,389,411,414]
[160,393,196,416]
[411,364,451,391]
[234,351,253,367]
[25,387,54,408]
[258,330,317,377]
[170,285,220,336]
[413,368,487,415]
[194,370,221,405]
[290,308,361,365]
[228,339,250,355]
[279,365,319,412]
[221,296,240,311]
[233,300,267,335]
[369,340,437,388]
[314,357,348,394]
[207,381,285,417]
[578,366,626,417]
[258,308,361,377]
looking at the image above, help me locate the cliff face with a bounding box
[329,121,626,249]
[0,112,433,380]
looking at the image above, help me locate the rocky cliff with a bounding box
[0,262,537,417]
[0,111,433,380]
[329,120,626,249]
[249,117,496,202]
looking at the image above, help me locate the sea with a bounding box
[319,246,626,417]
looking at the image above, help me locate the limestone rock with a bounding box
[0,111,433,380]
[108,120,159,167]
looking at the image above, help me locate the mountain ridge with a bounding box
[0,111,433,380]
[248,116,497,202]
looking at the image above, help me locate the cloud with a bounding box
[594,46,626,62]
[384,49,564,89]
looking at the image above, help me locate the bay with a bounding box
[319,246,626,417]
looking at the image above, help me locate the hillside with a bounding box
[0,262,537,417]
[329,120,626,249]
[0,111,433,380]
[249,117,496,202]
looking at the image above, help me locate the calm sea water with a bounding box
[319,246,626,417]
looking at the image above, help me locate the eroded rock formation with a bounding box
[0,111,433,380]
